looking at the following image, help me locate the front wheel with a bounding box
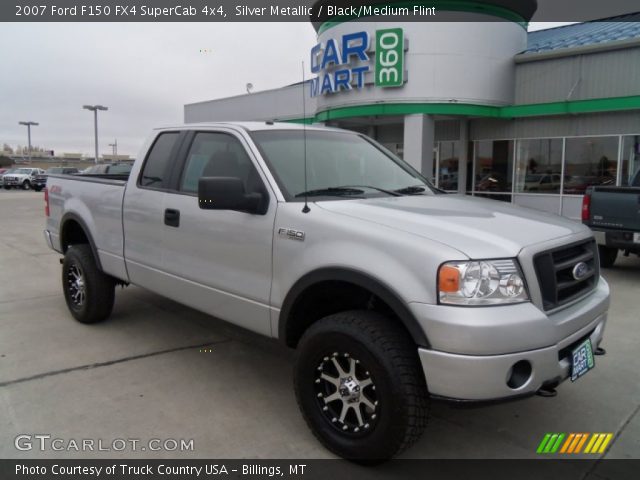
[62,244,115,323]
[598,245,618,268]
[294,311,429,461]
[22,180,31,190]
[33,186,42,192]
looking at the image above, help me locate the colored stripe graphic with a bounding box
[537,433,565,453]
[585,433,614,454]
[598,433,614,454]
[538,433,614,454]
[568,433,583,453]
[584,433,598,453]
[537,433,552,453]
[560,433,575,453]
[550,433,565,453]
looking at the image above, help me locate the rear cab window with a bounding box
[138,132,181,189]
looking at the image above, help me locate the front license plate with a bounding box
[571,338,595,381]
[634,232,640,244]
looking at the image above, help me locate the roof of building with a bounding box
[525,13,640,53]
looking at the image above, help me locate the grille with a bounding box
[533,239,599,311]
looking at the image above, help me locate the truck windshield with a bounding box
[250,130,434,200]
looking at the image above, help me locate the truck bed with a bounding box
[45,173,129,282]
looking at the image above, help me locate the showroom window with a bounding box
[436,141,459,191]
[515,138,563,194]
[473,140,514,202]
[621,135,640,186]
[563,136,618,194]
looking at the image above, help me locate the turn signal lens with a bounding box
[438,265,460,292]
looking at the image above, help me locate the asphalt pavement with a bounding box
[0,190,638,468]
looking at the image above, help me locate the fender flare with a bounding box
[279,267,429,348]
[59,212,103,271]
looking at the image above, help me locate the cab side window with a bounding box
[139,132,180,188]
[180,132,264,195]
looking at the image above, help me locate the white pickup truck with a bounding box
[44,122,610,460]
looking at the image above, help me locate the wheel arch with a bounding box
[59,212,103,271]
[279,267,429,349]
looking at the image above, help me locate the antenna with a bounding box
[301,61,310,214]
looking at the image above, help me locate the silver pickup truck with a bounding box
[44,122,610,460]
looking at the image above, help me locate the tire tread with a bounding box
[295,310,429,459]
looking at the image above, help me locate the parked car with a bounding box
[582,169,640,267]
[475,172,509,192]
[44,123,609,460]
[564,175,615,195]
[33,167,80,192]
[2,167,45,190]
[79,162,133,176]
[523,173,562,192]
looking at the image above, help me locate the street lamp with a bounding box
[18,121,39,164]
[83,105,108,164]
[108,139,118,158]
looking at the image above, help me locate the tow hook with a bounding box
[536,387,558,398]
[594,347,606,356]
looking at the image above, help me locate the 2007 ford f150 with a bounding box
[44,123,610,460]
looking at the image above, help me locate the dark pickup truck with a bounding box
[583,170,640,267]
[33,167,80,191]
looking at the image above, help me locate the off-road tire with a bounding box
[294,310,429,461]
[62,244,115,323]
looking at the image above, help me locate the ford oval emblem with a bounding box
[572,262,589,281]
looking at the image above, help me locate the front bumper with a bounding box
[414,279,609,401]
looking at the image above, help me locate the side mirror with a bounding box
[198,177,263,214]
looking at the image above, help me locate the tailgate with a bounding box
[590,187,640,231]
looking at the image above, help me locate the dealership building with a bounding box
[185,1,640,220]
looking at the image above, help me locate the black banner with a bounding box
[1,460,639,480]
[1,0,640,23]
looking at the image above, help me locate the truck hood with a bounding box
[317,194,589,258]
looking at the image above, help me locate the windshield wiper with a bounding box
[394,185,428,195]
[339,185,403,197]
[294,187,365,198]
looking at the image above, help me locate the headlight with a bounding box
[438,259,529,306]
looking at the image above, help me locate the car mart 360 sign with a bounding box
[310,28,405,97]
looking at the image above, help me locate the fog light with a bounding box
[506,360,532,389]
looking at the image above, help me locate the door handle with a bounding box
[164,208,180,227]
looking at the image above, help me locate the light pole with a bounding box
[18,121,39,164]
[108,139,118,158]
[83,105,108,164]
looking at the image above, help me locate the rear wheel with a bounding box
[62,244,115,323]
[598,245,618,268]
[294,310,429,461]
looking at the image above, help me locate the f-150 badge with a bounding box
[278,228,305,241]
